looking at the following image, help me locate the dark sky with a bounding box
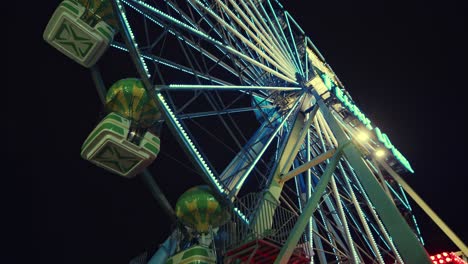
[8,0,467,263]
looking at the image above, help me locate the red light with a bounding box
[430,252,467,264]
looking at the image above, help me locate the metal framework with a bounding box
[109,0,431,262]
[57,0,466,263]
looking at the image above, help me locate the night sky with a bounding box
[8,0,467,263]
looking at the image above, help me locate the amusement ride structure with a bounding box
[43,0,467,263]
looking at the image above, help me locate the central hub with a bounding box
[273,93,296,113]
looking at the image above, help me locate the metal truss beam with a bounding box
[280,148,336,183]
[314,95,432,264]
[378,160,468,256]
[274,142,350,264]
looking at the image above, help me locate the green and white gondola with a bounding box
[81,112,160,178]
[43,0,116,67]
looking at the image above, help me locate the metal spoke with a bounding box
[177,106,274,120]
[190,0,295,79]
[111,42,234,86]
[156,84,301,91]
[125,0,298,84]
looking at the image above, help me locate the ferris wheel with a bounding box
[43,0,468,263]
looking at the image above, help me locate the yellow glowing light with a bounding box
[356,131,370,142]
[375,149,386,158]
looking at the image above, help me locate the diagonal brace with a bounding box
[279,148,336,183]
[274,141,351,264]
[314,94,432,263]
[378,160,468,256]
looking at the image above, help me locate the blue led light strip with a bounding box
[266,0,301,72]
[253,0,299,73]
[191,0,295,79]
[194,0,264,82]
[232,95,304,195]
[156,93,249,224]
[122,0,258,85]
[111,43,230,86]
[399,185,424,245]
[285,12,304,74]
[126,0,297,84]
[115,1,151,78]
[158,84,301,91]
[113,0,250,224]
[240,0,295,75]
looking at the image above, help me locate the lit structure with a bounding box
[44,0,467,263]
[375,149,386,158]
[430,252,468,264]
